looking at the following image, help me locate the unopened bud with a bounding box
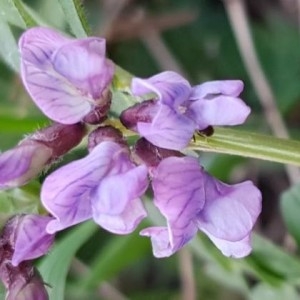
[87,126,127,152]
[0,214,53,300]
[132,138,183,168]
[120,100,158,131]
[0,123,86,189]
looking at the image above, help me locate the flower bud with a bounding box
[120,100,158,131]
[87,125,126,152]
[0,123,85,189]
[0,215,52,300]
[132,138,183,168]
[5,265,49,300]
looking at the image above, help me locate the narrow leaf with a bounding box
[56,0,90,37]
[38,221,97,300]
[0,19,19,72]
[280,184,300,246]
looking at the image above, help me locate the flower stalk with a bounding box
[191,127,300,166]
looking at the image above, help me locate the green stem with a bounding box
[191,127,300,166]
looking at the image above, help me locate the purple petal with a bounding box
[18,27,69,66]
[131,71,191,107]
[41,141,124,233]
[190,80,244,99]
[152,157,206,221]
[0,144,52,190]
[137,103,196,150]
[140,223,198,258]
[92,165,148,234]
[204,232,252,258]
[141,156,205,257]
[197,176,262,242]
[19,27,114,124]
[52,38,114,99]
[140,227,175,257]
[11,215,54,266]
[188,95,251,129]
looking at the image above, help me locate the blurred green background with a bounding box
[2,0,300,299]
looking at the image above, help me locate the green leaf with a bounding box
[245,234,300,285]
[9,0,37,27]
[56,0,90,37]
[81,230,149,288]
[0,181,42,228]
[0,19,19,72]
[38,221,97,300]
[249,283,300,300]
[0,0,25,27]
[280,184,300,246]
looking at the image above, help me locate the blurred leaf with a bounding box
[0,19,19,72]
[10,0,37,27]
[56,0,90,37]
[0,181,41,227]
[249,283,299,300]
[81,230,150,288]
[0,0,25,27]
[39,221,97,300]
[245,234,300,285]
[280,184,300,246]
[0,115,46,133]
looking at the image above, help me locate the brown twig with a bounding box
[178,248,196,300]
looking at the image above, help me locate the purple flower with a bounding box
[3,214,55,266]
[0,215,52,299]
[121,71,250,150]
[0,123,85,190]
[0,142,52,190]
[19,27,114,124]
[41,141,149,234]
[140,156,261,258]
[5,268,49,300]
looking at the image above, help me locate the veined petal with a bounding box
[41,141,123,233]
[19,27,114,124]
[11,215,54,266]
[18,27,69,66]
[203,232,252,258]
[52,38,114,99]
[188,95,251,129]
[137,104,195,150]
[190,80,244,99]
[131,71,191,107]
[0,144,52,190]
[197,176,262,242]
[152,156,206,221]
[141,157,205,257]
[92,163,148,234]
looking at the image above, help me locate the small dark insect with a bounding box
[196,125,214,137]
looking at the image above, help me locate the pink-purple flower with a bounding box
[19,27,114,124]
[121,71,250,150]
[0,214,52,299]
[0,123,85,190]
[7,214,54,266]
[140,156,262,258]
[41,141,149,234]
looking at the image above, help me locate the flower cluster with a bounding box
[0,26,262,296]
